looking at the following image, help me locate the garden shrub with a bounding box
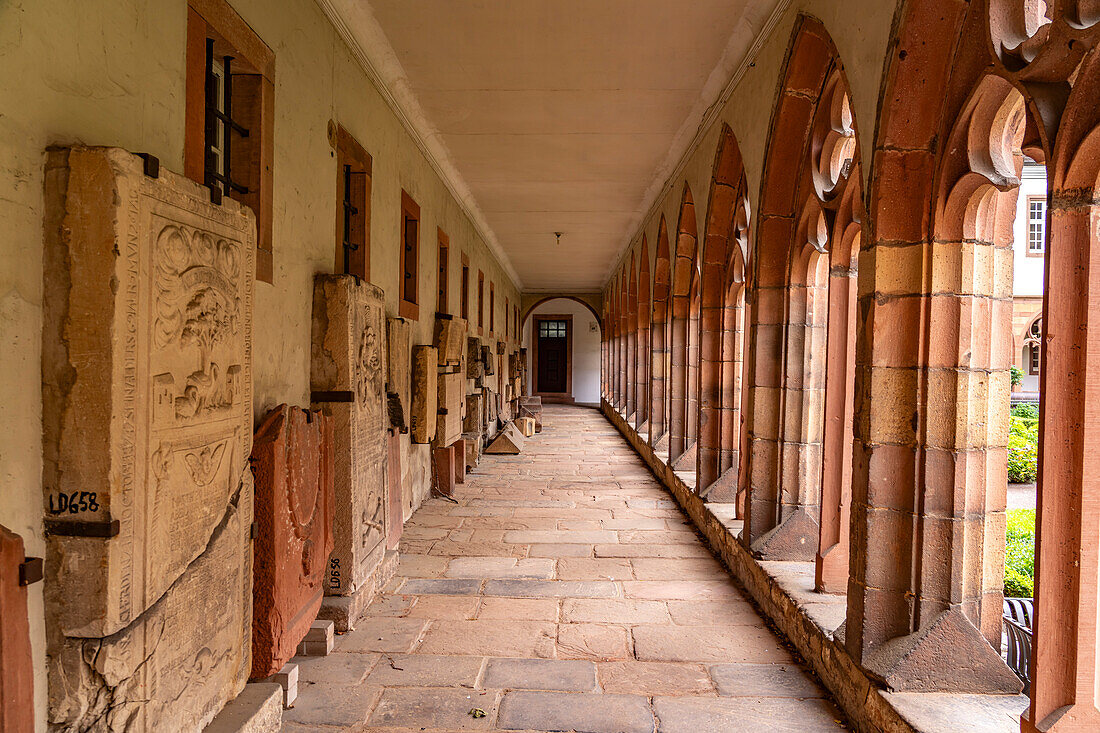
[1007,414,1038,483]
[1011,402,1039,420]
[1004,508,1035,598]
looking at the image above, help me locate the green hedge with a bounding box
[1008,415,1038,483]
[1004,508,1035,597]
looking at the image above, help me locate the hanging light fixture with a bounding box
[554,232,563,245]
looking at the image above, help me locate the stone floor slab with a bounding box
[653,696,845,732]
[338,617,429,654]
[709,663,823,698]
[368,687,500,729]
[364,653,484,688]
[598,661,715,696]
[496,691,656,733]
[483,579,619,598]
[482,657,598,692]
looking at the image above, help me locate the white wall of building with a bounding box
[1013,163,1047,297]
[522,298,602,405]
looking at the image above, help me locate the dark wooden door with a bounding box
[537,319,568,393]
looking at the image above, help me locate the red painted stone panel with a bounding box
[250,404,335,679]
[0,525,34,733]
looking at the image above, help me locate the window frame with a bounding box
[437,229,449,316]
[185,0,275,282]
[460,253,470,321]
[490,282,496,334]
[1026,195,1046,257]
[477,270,485,334]
[334,124,372,281]
[399,190,421,320]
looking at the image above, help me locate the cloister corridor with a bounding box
[284,406,846,732]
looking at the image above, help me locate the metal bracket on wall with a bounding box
[19,557,43,586]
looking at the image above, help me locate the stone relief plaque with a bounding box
[466,337,483,379]
[436,372,464,448]
[250,404,335,679]
[433,315,467,370]
[41,146,255,730]
[311,275,388,597]
[410,345,439,444]
[386,317,410,430]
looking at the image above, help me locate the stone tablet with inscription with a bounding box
[387,317,410,430]
[250,404,334,679]
[41,146,255,730]
[311,275,388,597]
[436,372,464,448]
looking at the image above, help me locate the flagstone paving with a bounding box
[283,405,848,732]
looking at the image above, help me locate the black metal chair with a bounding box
[1003,614,1033,694]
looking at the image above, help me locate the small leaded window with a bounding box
[1028,197,1046,254]
[539,320,567,338]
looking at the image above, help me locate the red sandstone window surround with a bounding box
[490,282,496,334]
[477,270,485,334]
[460,253,470,320]
[185,0,275,283]
[399,190,420,320]
[334,124,371,281]
[437,229,449,315]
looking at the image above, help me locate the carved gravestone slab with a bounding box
[387,317,410,432]
[462,432,482,469]
[411,345,438,444]
[466,337,483,379]
[436,372,464,448]
[0,526,34,733]
[464,392,484,434]
[41,146,255,730]
[433,315,467,371]
[311,276,388,597]
[250,405,335,679]
[482,345,495,375]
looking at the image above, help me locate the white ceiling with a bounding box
[322,0,783,291]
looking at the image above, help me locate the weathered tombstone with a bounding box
[41,147,255,731]
[431,446,455,497]
[250,405,335,679]
[410,345,439,444]
[311,275,392,630]
[485,422,527,454]
[453,439,467,484]
[0,526,35,733]
[386,433,403,551]
[462,432,483,469]
[433,315,467,372]
[464,392,485,434]
[466,337,483,379]
[481,345,495,375]
[386,317,410,433]
[436,372,464,447]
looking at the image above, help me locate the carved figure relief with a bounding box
[41,147,255,731]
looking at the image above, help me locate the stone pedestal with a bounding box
[204,683,281,733]
[250,405,335,679]
[310,275,390,631]
[453,440,467,484]
[41,147,255,731]
[0,526,34,733]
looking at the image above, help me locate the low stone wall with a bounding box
[602,401,978,733]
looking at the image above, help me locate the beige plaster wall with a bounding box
[603,0,898,306]
[0,1,520,728]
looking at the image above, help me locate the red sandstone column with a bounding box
[847,153,1018,692]
[0,525,34,733]
[697,270,724,492]
[815,246,858,593]
[742,215,792,548]
[649,312,669,444]
[1022,198,1100,732]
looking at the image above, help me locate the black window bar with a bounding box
[205,38,250,202]
[342,163,361,278]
